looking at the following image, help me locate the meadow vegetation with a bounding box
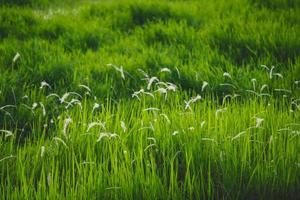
[0,0,299,199]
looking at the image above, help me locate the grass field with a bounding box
[0,0,300,199]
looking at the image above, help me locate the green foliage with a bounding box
[250,0,300,9]
[0,0,81,8]
[0,7,38,39]
[0,0,299,199]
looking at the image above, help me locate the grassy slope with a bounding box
[0,0,299,199]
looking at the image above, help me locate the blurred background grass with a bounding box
[0,0,299,99]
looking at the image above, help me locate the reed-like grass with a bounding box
[0,0,299,199]
[1,91,299,199]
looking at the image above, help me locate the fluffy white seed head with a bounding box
[200,121,206,128]
[231,131,246,140]
[147,77,159,90]
[63,117,72,137]
[39,102,46,116]
[121,121,127,133]
[215,108,227,117]
[0,130,13,138]
[160,68,171,73]
[92,103,100,113]
[97,132,119,142]
[172,131,179,136]
[79,84,91,93]
[255,117,264,128]
[40,146,45,158]
[87,121,106,132]
[40,81,52,90]
[202,81,208,92]
[32,102,38,110]
[108,64,125,80]
[223,72,232,79]
[13,52,20,63]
